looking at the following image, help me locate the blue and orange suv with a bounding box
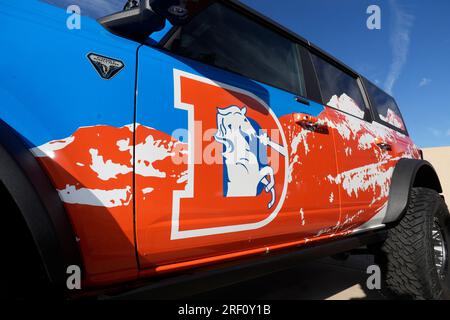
[1,0,449,300]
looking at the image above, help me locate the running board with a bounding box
[100,230,387,300]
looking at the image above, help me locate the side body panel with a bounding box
[134,47,342,270]
[329,113,420,233]
[0,0,422,287]
[0,0,140,286]
[133,48,421,273]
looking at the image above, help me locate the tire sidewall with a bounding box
[435,198,450,299]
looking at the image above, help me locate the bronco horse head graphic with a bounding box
[214,105,278,209]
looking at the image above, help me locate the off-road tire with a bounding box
[376,187,450,300]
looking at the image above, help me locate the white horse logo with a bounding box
[214,105,285,209]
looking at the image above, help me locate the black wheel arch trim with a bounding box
[383,158,443,224]
[0,120,82,291]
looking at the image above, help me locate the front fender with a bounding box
[383,158,443,224]
[0,120,82,290]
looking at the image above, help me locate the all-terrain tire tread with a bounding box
[381,187,446,300]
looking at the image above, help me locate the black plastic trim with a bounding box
[356,77,374,123]
[383,158,443,224]
[102,230,386,299]
[0,120,82,291]
[299,47,322,104]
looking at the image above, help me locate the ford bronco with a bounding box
[1,0,449,300]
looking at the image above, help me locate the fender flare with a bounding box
[0,120,82,290]
[383,158,443,224]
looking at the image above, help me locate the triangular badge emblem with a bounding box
[87,53,125,80]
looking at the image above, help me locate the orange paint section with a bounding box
[31,74,420,287]
[138,229,350,278]
[35,125,138,286]
[136,75,342,269]
[326,110,420,232]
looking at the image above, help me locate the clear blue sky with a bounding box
[241,0,450,148]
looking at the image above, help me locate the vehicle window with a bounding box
[364,80,406,131]
[41,0,124,19]
[164,2,306,96]
[311,54,366,119]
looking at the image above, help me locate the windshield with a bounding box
[41,0,126,19]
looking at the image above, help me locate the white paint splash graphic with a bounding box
[177,170,188,184]
[299,208,305,226]
[291,128,310,155]
[358,133,374,150]
[58,185,132,208]
[142,187,154,200]
[327,161,394,199]
[326,114,365,141]
[340,210,365,228]
[327,94,365,119]
[89,148,132,181]
[316,220,341,237]
[288,154,299,184]
[288,128,310,184]
[379,108,405,130]
[142,187,154,195]
[118,134,174,178]
[30,124,186,208]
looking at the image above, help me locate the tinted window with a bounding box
[364,80,406,131]
[165,3,306,96]
[42,0,124,19]
[312,54,366,119]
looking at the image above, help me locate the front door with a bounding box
[134,1,341,270]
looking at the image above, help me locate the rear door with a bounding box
[363,79,417,159]
[310,54,412,232]
[310,53,383,232]
[362,80,421,227]
[134,1,341,270]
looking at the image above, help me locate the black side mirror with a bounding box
[149,0,190,26]
[99,0,166,43]
[99,0,211,43]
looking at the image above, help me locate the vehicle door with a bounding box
[311,54,400,232]
[134,1,341,270]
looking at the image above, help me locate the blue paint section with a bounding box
[0,0,138,147]
[247,118,268,196]
[303,99,326,118]
[137,46,324,138]
[0,0,325,148]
